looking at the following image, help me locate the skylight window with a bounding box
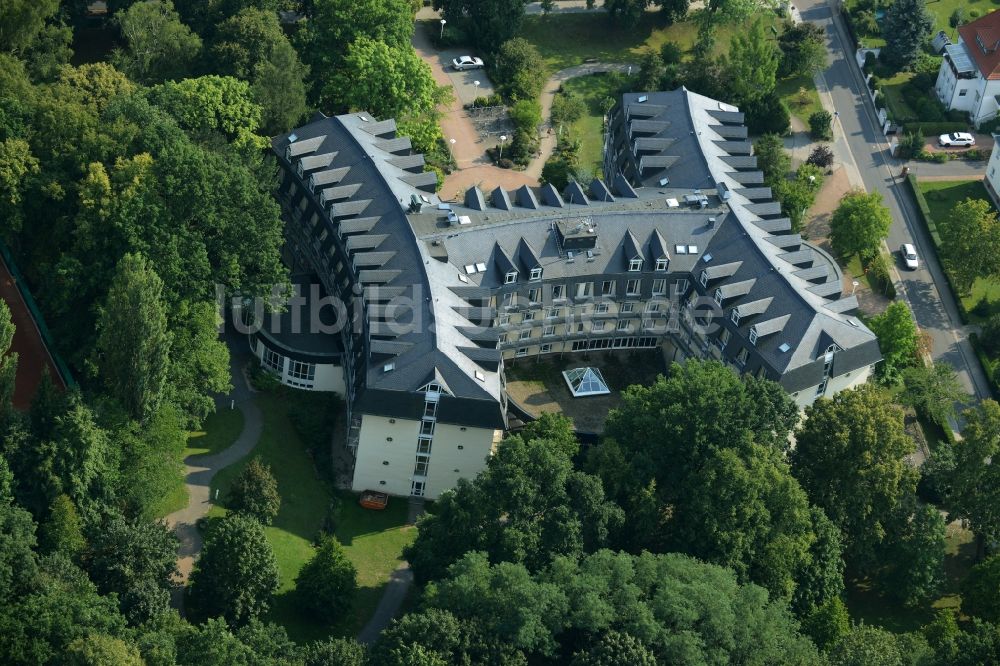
[688,245,698,254]
[383,363,395,373]
[465,265,477,274]
[458,273,469,283]
[475,370,485,382]
[475,262,486,272]
[778,343,791,352]
[702,253,713,263]
[675,245,687,254]
[288,133,298,142]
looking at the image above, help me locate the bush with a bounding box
[950,7,968,27]
[228,458,281,525]
[897,131,924,159]
[508,98,541,132]
[745,93,791,135]
[902,121,968,135]
[295,536,358,623]
[468,93,503,108]
[491,37,547,102]
[506,128,538,166]
[809,110,833,140]
[551,92,586,127]
[807,144,835,168]
[863,51,877,73]
[970,8,982,18]
[497,157,514,169]
[981,313,1000,355]
[865,253,897,298]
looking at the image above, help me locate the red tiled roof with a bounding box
[959,10,1000,80]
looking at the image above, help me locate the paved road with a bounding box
[165,337,262,614]
[798,0,991,405]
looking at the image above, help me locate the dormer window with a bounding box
[731,309,741,326]
[505,271,517,284]
[296,161,304,177]
[699,270,709,287]
[749,327,759,345]
[714,289,723,306]
[529,267,542,281]
[629,258,643,272]
[655,259,668,271]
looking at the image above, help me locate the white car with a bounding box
[900,243,919,270]
[452,56,484,71]
[938,132,976,147]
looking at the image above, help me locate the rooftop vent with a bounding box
[778,343,791,353]
[708,217,716,228]
[666,198,679,208]
[567,251,575,262]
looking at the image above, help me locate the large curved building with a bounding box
[266,88,882,500]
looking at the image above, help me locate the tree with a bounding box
[295,536,358,623]
[97,253,172,423]
[405,417,622,583]
[551,93,586,128]
[778,20,827,78]
[807,144,834,168]
[705,0,765,23]
[112,0,202,84]
[809,110,833,140]
[0,0,60,53]
[801,597,851,652]
[950,400,1000,546]
[86,515,179,625]
[900,362,968,425]
[829,190,892,260]
[209,7,286,80]
[301,637,366,666]
[228,458,280,525]
[189,514,279,626]
[604,0,650,28]
[882,0,933,70]
[753,133,791,190]
[65,634,144,666]
[252,40,310,137]
[571,631,657,665]
[939,198,1000,294]
[828,625,906,666]
[724,19,779,108]
[792,384,918,572]
[878,502,946,606]
[0,301,18,414]
[745,93,791,135]
[147,75,264,148]
[433,0,528,54]
[492,38,547,102]
[792,507,845,615]
[39,494,85,557]
[0,138,39,234]
[963,555,1000,622]
[0,457,40,605]
[868,301,920,384]
[165,301,231,427]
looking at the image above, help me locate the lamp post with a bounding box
[851,280,860,295]
[440,18,446,39]
[498,135,507,163]
[473,80,480,107]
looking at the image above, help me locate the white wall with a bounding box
[251,336,345,393]
[790,365,874,409]
[423,423,499,498]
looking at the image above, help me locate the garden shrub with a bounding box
[809,110,833,140]
[950,8,968,27]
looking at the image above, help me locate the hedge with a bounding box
[969,332,1000,399]
[901,121,969,136]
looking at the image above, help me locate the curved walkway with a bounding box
[165,348,262,613]
[524,62,634,180]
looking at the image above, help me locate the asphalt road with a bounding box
[799,0,992,405]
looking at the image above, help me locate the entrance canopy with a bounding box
[562,367,610,397]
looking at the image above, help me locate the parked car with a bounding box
[900,243,919,270]
[452,55,484,71]
[938,132,976,147]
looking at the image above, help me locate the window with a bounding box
[602,280,615,296]
[420,420,434,436]
[736,347,748,365]
[551,284,565,300]
[540,343,552,353]
[519,329,532,340]
[652,279,667,296]
[543,325,556,336]
[502,292,514,307]
[621,302,635,314]
[592,321,607,332]
[642,319,654,330]
[731,309,741,326]
[646,302,660,313]
[505,271,517,284]
[675,279,689,295]
[575,282,593,298]
[414,456,429,476]
[529,267,542,281]
[499,333,509,344]
[547,307,560,318]
[595,302,610,314]
[749,327,759,345]
[699,270,709,287]
[263,348,284,374]
[629,258,643,272]
[719,328,731,349]
[959,89,968,96]
[655,258,668,271]
[616,320,630,331]
[498,313,510,326]
[626,279,640,295]
[523,310,535,322]
[288,360,316,382]
[714,289,723,306]
[417,440,432,454]
[516,347,528,357]
[528,288,540,303]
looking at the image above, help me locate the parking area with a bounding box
[431,48,497,105]
[922,132,994,155]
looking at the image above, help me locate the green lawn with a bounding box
[152,477,188,520]
[917,179,1000,322]
[519,11,786,72]
[560,74,618,175]
[926,0,998,41]
[204,392,415,643]
[879,70,918,124]
[186,407,245,457]
[776,74,824,127]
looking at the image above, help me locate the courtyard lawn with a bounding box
[519,11,787,72]
[186,406,245,458]
[560,74,617,175]
[879,70,918,125]
[205,392,415,642]
[926,0,996,41]
[917,179,1000,322]
[776,74,824,127]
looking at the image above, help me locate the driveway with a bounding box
[428,49,496,105]
[797,0,992,407]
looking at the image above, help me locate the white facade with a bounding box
[986,140,1000,208]
[351,413,501,500]
[935,38,1000,125]
[789,363,874,409]
[251,336,347,394]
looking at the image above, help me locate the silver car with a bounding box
[938,132,975,147]
[452,56,484,71]
[900,243,919,270]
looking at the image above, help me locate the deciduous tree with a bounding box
[868,301,920,384]
[778,21,827,78]
[434,0,527,54]
[900,362,968,425]
[830,190,892,260]
[949,400,1000,547]
[0,0,60,53]
[492,38,547,102]
[963,555,1000,623]
[295,536,357,622]
[40,494,85,557]
[228,458,280,525]
[112,0,202,84]
[881,0,933,70]
[939,198,1000,294]
[724,19,779,107]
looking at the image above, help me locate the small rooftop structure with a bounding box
[563,367,611,397]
